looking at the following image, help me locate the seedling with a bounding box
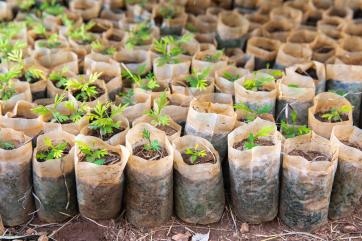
[287,83,299,88]
[329,89,348,97]
[153,34,192,66]
[145,92,170,127]
[76,141,108,165]
[0,22,26,40]
[321,105,352,122]
[18,0,36,11]
[0,65,22,100]
[68,22,95,44]
[0,141,16,150]
[39,0,65,16]
[66,72,102,102]
[234,102,272,122]
[91,40,116,56]
[159,5,176,19]
[36,137,69,161]
[281,111,310,138]
[265,63,283,78]
[49,67,70,89]
[121,64,159,91]
[185,144,207,163]
[32,94,88,124]
[0,39,26,63]
[125,22,153,50]
[185,23,198,33]
[243,73,275,91]
[185,68,210,90]
[202,50,223,63]
[32,23,47,38]
[119,89,135,106]
[23,67,45,83]
[223,71,240,82]
[38,34,62,49]
[243,126,274,150]
[143,128,161,152]
[88,102,127,138]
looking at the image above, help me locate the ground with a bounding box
[3,202,362,241]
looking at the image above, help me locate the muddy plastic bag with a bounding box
[0,101,44,138]
[308,92,353,139]
[84,53,122,100]
[228,118,282,223]
[187,14,217,44]
[0,128,34,226]
[326,55,362,126]
[260,19,294,43]
[274,43,312,69]
[270,6,303,25]
[216,11,249,49]
[80,115,129,146]
[246,13,269,32]
[276,74,315,125]
[173,135,224,224]
[186,0,211,15]
[310,35,337,64]
[225,48,254,71]
[125,123,174,228]
[323,6,353,20]
[235,72,277,120]
[286,61,326,94]
[0,79,32,114]
[101,28,125,49]
[287,29,318,46]
[152,4,187,35]
[246,37,280,70]
[33,129,77,223]
[280,132,338,231]
[185,98,237,161]
[329,125,362,219]
[215,66,249,95]
[75,135,129,220]
[69,0,102,21]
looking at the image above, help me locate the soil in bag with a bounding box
[89,127,125,140]
[233,139,273,151]
[72,85,105,101]
[80,151,121,165]
[156,124,178,136]
[314,112,349,123]
[288,150,331,162]
[133,145,168,160]
[181,151,216,165]
[340,141,362,151]
[296,67,318,80]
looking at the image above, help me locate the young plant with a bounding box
[32,94,88,124]
[223,71,240,82]
[142,128,161,152]
[36,137,69,161]
[76,141,109,165]
[125,22,153,50]
[185,68,210,90]
[321,105,352,122]
[68,22,95,44]
[0,39,26,63]
[159,5,176,19]
[38,34,62,49]
[185,144,207,164]
[66,72,102,102]
[49,67,70,89]
[39,0,65,16]
[234,102,272,122]
[243,73,275,91]
[91,40,116,56]
[32,23,47,38]
[119,89,135,106]
[23,67,46,83]
[18,0,36,11]
[0,141,16,150]
[243,126,274,150]
[153,34,192,66]
[265,64,283,78]
[202,50,223,63]
[145,92,170,127]
[88,102,127,138]
[0,65,22,100]
[121,64,159,91]
[281,111,311,138]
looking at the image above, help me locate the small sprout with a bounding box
[223,71,240,82]
[186,68,210,90]
[243,73,274,91]
[119,89,135,106]
[68,22,95,44]
[91,40,116,56]
[36,137,69,161]
[125,22,153,50]
[0,64,23,100]
[24,68,45,83]
[49,67,70,89]
[329,89,348,97]
[185,23,198,33]
[39,0,64,16]
[145,92,170,127]
[202,50,223,63]
[321,105,352,122]
[38,34,62,49]
[18,0,36,11]
[234,102,272,122]
[121,64,159,91]
[66,72,102,102]
[160,6,176,19]
[143,128,161,152]
[0,141,15,150]
[76,141,108,165]
[281,111,311,138]
[243,126,274,150]
[185,144,207,163]
[287,83,299,88]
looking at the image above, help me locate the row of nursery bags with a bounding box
[1,118,361,232]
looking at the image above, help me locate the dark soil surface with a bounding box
[80,151,120,165]
[314,47,334,54]
[19,75,41,84]
[37,144,71,162]
[288,149,331,162]
[100,75,115,83]
[233,139,274,151]
[133,145,168,160]
[89,127,125,141]
[341,141,362,152]
[296,67,318,79]
[156,124,178,136]
[72,85,105,102]
[13,114,39,119]
[181,150,215,165]
[314,112,349,123]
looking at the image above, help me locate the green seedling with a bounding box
[143,128,161,152]
[49,67,70,89]
[185,144,207,163]
[121,64,159,91]
[234,102,272,122]
[287,83,299,88]
[39,0,65,16]
[243,126,274,150]
[223,71,240,82]
[119,89,135,106]
[18,0,36,11]
[202,50,223,63]
[68,22,95,44]
[36,137,69,161]
[280,111,310,138]
[91,40,116,56]
[160,6,176,19]
[145,92,170,126]
[38,34,62,49]
[76,141,108,165]
[186,68,210,90]
[0,141,16,150]
[23,67,45,83]
[66,72,102,102]
[321,105,352,122]
[0,65,22,100]
[125,22,153,50]
[243,73,275,91]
